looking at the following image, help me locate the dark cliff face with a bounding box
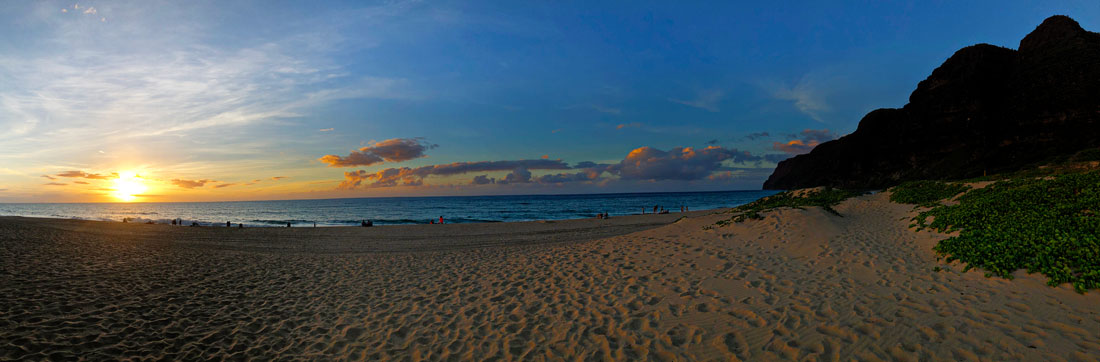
[764,15,1100,190]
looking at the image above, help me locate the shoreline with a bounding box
[0,209,712,254]
[0,207,724,228]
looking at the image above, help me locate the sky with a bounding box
[1,0,1097,203]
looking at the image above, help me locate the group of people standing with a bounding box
[167,218,199,227]
[641,205,689,215]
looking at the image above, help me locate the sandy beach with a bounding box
[2,192,1098,360]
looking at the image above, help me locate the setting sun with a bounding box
[112,172,148,202]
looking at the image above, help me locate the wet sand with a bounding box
[1,193,1098,360]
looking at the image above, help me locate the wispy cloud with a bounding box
[0,2,414,172]
[767,73,839,123]
[55,170,115,180]
[669,89,723,112]
[616,122,643,130]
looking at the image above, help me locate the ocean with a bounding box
[0,190,778,227]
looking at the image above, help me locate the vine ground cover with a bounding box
[893,173,1100,293]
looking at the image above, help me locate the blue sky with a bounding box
[0,0,1097,202]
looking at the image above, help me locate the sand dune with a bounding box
[1,193,1098,360]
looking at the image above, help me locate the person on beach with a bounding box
[362,220,367,227]
[238,223,243,228]
[286,222,291,227]
[653,205,658,214]
[439,216,444,224]
[226,221,231,227]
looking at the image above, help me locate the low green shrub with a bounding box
[714,188,860,226]
[1071,148,1100,162]
[910,171,1100,293]
[889,180,971,207]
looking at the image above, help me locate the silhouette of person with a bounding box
[227,221,231,227]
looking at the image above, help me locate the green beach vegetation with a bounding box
[888,180,970,207]
[713,188,860,227]
[893,171,1100,293]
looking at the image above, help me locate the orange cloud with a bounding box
[172,179,215,189]
[616,146,760,181]
[772,129,837,154]
[56,170,115,180]
[772,139,820,154]
[320,138,437,167]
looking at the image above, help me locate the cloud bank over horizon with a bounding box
[335,144,784,190]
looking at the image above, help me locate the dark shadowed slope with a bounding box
[765,15,1100,190]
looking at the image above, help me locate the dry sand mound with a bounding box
[1,193,1098,360]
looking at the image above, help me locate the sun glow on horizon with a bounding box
[112,172,148,202]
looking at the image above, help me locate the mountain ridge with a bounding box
[764,15,1100,190]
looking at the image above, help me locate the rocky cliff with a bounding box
[764,15,1100,189]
